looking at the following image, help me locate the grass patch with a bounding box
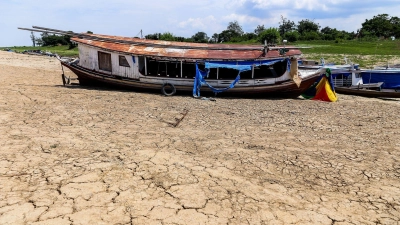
[1,45,79,57]
[294,40,400,55]
[293,40,400,68]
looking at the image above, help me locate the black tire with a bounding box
[161,83,176,96]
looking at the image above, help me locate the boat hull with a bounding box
[61,62,321,98]
[335,87,400,98]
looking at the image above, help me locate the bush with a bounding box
[284,31,300,42]
[159,32,175,41]
[334,38,343,43]
[359,35,379,42]
[301,31,320,41]
[258,28,281,44]
[41,34,71,46]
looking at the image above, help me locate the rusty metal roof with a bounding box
[72,34,302,60]
[17,26,302,60]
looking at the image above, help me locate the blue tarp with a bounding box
[193,58,290,97]
[193,64,241,97]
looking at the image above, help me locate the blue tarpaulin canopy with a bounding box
[193,58,290,97]
[205,59,286,71]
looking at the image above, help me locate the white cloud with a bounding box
[178,16,217,30]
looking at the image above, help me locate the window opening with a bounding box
[119,55,130,67]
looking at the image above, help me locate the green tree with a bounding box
[284,31,300,42]
[145,33,160,40]
[241,32,257,41]
[320,26,338,40]
[390,16,400,38]
[301,31,320,41]
[40,33,72,47]
[175,36,186,42]
[227,21,244,36]
[218,29,240,42]
[258,28,281,44]
[254,25,265,35]
[211,33,219,43]
[361,14,400,38]
[361,14,392,38]
[297,19,320,34]
[30,32,36,47]
[35,37,43,47]
[191,32,209,43]
[159,32,175,41]
[279,16,296,37]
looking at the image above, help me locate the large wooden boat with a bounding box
[19,26,322,98]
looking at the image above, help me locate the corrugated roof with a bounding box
[71,33,302,60]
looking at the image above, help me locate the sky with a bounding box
[1,0,400,47]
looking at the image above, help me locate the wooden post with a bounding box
[144,56,147,75]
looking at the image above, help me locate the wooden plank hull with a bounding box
[335,87,400,98]
[61,62,321,98]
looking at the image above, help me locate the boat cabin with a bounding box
[77,43,289,81]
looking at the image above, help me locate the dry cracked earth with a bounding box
[1,51,400,225]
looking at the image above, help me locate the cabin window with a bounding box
[98,51,112,72]
[253,61,286,79]
[119,55,130,67]
[138,56,146,74]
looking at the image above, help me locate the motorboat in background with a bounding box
[361,68,400,89]
[334,67,400,98]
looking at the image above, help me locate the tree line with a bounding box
[29,14,400,47]
[30,31,75,48]
[145,14,400,44]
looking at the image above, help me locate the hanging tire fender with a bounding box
[161,83,176,96]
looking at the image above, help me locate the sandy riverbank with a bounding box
[1,51,400,224]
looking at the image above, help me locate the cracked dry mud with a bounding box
[1,51,400,225]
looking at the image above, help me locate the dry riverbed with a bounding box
[1,51,400,224]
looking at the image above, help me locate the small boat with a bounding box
[334,69,400,98]
[335,84,400,98]
[361,69,400,89]
[18,26,321,98]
